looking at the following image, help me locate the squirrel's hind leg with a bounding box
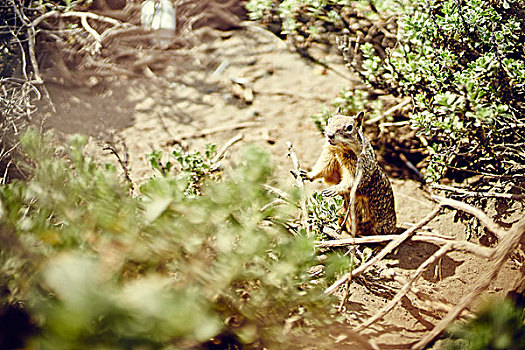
[338,195,370,235]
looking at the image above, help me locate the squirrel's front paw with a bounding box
[322,186,341,197]
[298,169,311,181]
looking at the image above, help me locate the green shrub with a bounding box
[362,0,525,181]
[248,0,525,182]
[0,129,335,349]
[246,0,400,45]
[442,299,525,350]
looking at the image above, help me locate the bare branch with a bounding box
[325,206,443,295]
[287,141,310,236]
[355,243,453,331]
[80,15,102,55]
[212,133,244,164]
[432,183,525,200]
[317,232,493,258]
[167,122,259,143]
[31,10,125,28]
[413,216,525,349]
[263,184,292,203]
[432,195,505,239]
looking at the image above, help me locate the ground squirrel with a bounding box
[302,112,396,235]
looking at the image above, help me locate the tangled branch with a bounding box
[0,78,40,183]
[317,192,525,347]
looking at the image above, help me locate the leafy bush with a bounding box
[360,0,525,181]
[0,129,335,349]
[248,0,525,183]
[441,299,525,350]
[246,0,399,47]
[147,144,218,196]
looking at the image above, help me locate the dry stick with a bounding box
[413,216,525,350]
[31,10,124,28]
[9,3,38,82]
[364,97,411,125]
[339,127,367,234]
[399,152,424,181]
[432,195,505,240]
[260,198,287,212]
[325,206,443,295]
[355,243,453,332]
[255,90,332,102]
[23,23,42,84]
[322,226,352,240]
[80,15,102,54]
[318,232,493,258]
[1,159,12,185]
[211,133,244,164]
[397,277,474,318]
[286,142,310,236]
[103,140,135,194]
[27,10,130,75]
[24,10,125,81]
[9,29,28,81]
[338,132,366,309]
[170,122,259,142]
[263,184,292,203]
[431,183,525,200]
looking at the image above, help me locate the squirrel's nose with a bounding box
[326,133,335,140]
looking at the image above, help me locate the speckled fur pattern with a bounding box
[306,112,396,235]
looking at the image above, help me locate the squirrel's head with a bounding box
[324,111,364,154]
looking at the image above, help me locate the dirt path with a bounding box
[39,27,521,349]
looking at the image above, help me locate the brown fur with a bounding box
[306,112,396,235]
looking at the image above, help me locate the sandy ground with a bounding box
[39,26,522,349]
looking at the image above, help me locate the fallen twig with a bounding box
[431,183,525,200]
[399,152,424,181]
[364,97,411,125]
[287,142,310,236]
[412,216,525,349]
[255,89,332,102]
[263,184,292,203]
[317,232,493,258]
[167,122,259,143]
[80,15,102,55]
[338,129,367,309]
[325,206,443,295]
[31,10,124,28]
[396,276,474,318]
[102,134,135,194]
[211,133,244,163]
[432,195,505,240]
[261,198,287,212]
[322,227,352,240]
[355,243,453,332]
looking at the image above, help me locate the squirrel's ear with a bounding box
[335,106,342,114]
[355,111,364,127]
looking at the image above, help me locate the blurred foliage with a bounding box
[0,129,337,349]
[440,299,525,350]
[248,0,525,183]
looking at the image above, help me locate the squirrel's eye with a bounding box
[345,124,353,132]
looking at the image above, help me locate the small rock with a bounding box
[380,268,396,280]
[135,97,155,112]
